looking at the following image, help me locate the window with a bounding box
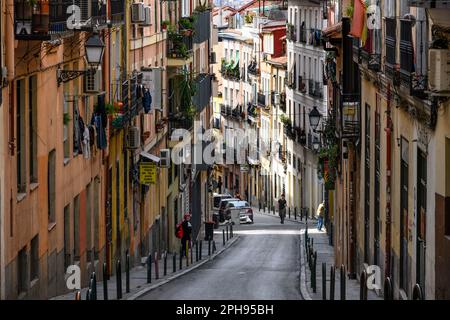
[94,176,100,260]
[18,246,28,294]
[63,79,70,161]
[86,182,92,263]
[29,76,37,183]
[64,204,71,270]
[17,79,27,193]
[73,195,80,261]
[30,235,39,281]
[48,150,56,224]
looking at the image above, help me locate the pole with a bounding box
[226,224,229,241]
[75,290,81,300]
[330,266,335,300]
[340,265,346,300]
[208,240,211,256]
[126,254,130,293]
[223,229,225,246]
[92,272,97,300]
[146,254,152,284]
[179,247,183,270]
[116,260,122,300]
[195,241,199,262]
[173,252,176,273]
[322,262,326,300]
[295,207,297,220]
[312,251,317,293]
[199,240,203,260]
[164,251,167,276]
[103,263,108,300]
[155,251,159,279]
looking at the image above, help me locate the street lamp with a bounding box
[57,33,105,86]
[308,106,322,131]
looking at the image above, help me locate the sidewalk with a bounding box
[53,224,240,300]
[299,222,383,300]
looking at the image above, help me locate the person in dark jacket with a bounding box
[181,214,192,256]
[278,194,287,224]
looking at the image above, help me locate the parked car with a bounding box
[217,197,239,222]
[224,200,253,223]
[213,193,232,210]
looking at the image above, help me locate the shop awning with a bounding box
[140,151,160,163]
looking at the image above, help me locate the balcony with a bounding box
[297,76,306,93]
[167,30,193,66]
[295,127,306,145]
[408,0,450,8]
[221,104,245,120]
[340,93,360,139]
[287,24,296,42]
[399,19,414,88]
[309,29,322,47]
[14,0,75,40]
[221,59,241,81]
[286,71,296,89]
[299,26,307,44]
[193,73,212,113]
[248,61,259,76]
[193,9,211,44]
[385,18,397,79]
[280,93,286,112]
[110,0,125,25]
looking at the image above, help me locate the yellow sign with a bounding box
[140,162,157,185]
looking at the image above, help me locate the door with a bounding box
[374,102,381,266]
[416,149,427,296]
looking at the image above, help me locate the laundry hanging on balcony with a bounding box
[349,0,367,39]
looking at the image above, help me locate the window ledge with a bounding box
[30,183,39,192]
[17,193,27,202]
[63,158,70,166]
[48,222,56,232]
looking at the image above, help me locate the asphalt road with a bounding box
[139,212,303,300]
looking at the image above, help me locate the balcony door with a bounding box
[416,149,427,297]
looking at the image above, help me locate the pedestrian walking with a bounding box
[278,194,287,224]
[175,214,193,256]
[316,203,325,231]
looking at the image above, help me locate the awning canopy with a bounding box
[140,151,160,163]
[322,22,342,40]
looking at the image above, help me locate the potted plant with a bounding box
[161,20,170,30]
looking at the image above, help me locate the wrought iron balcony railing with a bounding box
[257,92,266,107]
[110,0,125,24]
[309,29,322,47]
[167,32,193,59]
[287,24,296,42]
[299,26,307,43]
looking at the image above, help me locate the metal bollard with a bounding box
[86,288,92,300]
[126,254,130,293]
[213,241,216,253]
[384,277,393,300]
[199,241,203,260]
[155,251,160,279]
[208,240,211,256]
[360,270,368,300]
[311,251,317,293]
[173,252,176,273]
[322,263,326,300]
[330,266,335,300]
[185,241,189,267]
[116,260,122,300]
[196,241,199,262]
[190,245,193,265]
[230,223,233,238]
[103,263,108,300]
[340,265,346,300]
[226,225,229,241]
[413,283,423,300]
[75,290,81,300]
[295,207,297,220]
[91,272,97,300]
[179,248,183,270]
[164,251,167,276]
[146,254,152,284]
[223,229,226,246]
[289,207,291,219]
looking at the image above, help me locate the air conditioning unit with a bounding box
[160,149,170,168]
[210,52,217,64]
[84,68,102,93]
[429,49,450,92]
[131,3,146,24]
[127,126,140,149]
[274,93,280,105]
[139,6,152,26]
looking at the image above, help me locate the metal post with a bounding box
[116,260,122,300]
[92,272,97,300]
[173,252,176,273]
[322,262,326,300]
[295,207,297,220]
[340,265,346,300]
[185,241,189,267]
[312,251,317,293]
[226,224,229,241]
[199,241,203,260]
[164,251,167,276]
[190,245,193,265]
[230,223,233,238]
[102,263,108,300]
[195,241,199,262]
[86,288,92,300]
[289,207,291,219]
[213,241,216,253]
[155,251,159,279]
[384,277,393,300]
[330,266,335,300]
[208,240,211,256]
[413,284,423,300]
[146,254,152,284]
[75,290,81,300]
[360,270,368,300]
[126,254,130,293]
[179,247,183,270]
[223,229,226,246]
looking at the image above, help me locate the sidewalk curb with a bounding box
[298,228,313,301]
[126,235,241,300]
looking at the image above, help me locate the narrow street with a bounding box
[139,213,303,300]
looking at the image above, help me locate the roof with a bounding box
[267,56,287,66]
[237,0,282,13]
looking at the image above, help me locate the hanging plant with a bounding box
[279,114,292,127]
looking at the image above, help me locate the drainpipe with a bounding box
[384,84,392,278]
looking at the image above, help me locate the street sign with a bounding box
[140,162,157,185]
